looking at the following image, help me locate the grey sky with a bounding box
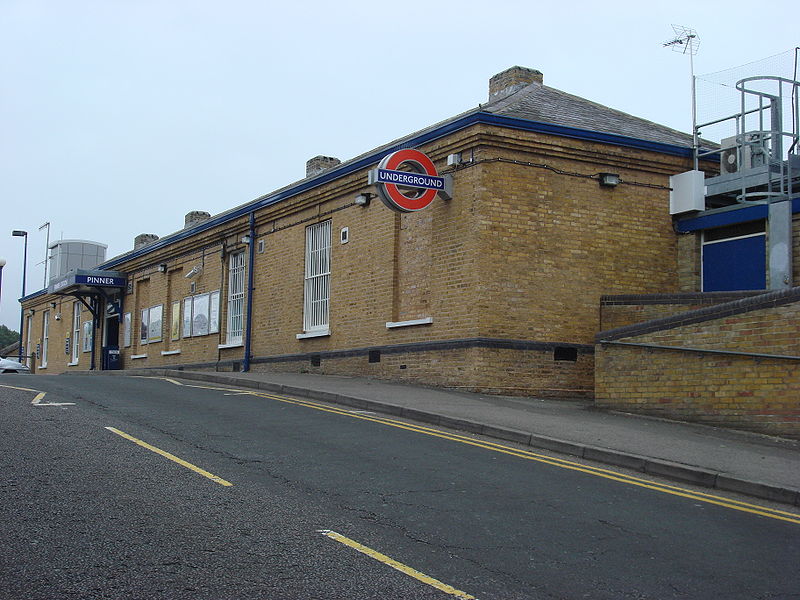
[1,0,797,330]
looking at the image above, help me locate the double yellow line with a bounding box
[241,388,800,526]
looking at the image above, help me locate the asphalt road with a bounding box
[1,374,799,599]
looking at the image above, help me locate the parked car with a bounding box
[0,356,31,374]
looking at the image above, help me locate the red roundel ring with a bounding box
[379,149,439,212]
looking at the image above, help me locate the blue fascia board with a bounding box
[91,111,692,271]
[19,289,46,303]
[675,196,800,232]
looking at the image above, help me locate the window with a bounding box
[182,292,221,338]
[227,251,246,344]
[41,311,49,368]
[71,303,81,364]
[140,305,163,344]
[123,312,132,347]
[303,220,331,333]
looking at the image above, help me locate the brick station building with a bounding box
[20,66,711,398]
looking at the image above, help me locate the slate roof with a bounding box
[482,79,696,147]
[95,71,700,272]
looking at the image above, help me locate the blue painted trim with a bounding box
[61,110,692,275]
[19,289,46,303]
[676,197,800,232]
[243,212,256,372]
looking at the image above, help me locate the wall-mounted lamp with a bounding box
[27,308,35,316]
[598,173,621,187]
[355,193,374,206]
[241,235,252,244]
[54,313,61,321]
[185,265,202,279]
[158,263,168,273]
[50,301,57,308]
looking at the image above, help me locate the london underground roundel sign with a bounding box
[368,149,452,213]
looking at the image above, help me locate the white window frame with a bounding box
[301,220,331,334]
[71,302,81,364]
[226,251,246,345]
[41,310,49,368]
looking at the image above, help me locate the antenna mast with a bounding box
[38,222,50,288]
[664,25,700,169]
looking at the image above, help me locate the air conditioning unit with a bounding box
[720,132,768,174]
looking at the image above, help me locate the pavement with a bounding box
[70,368,800,507]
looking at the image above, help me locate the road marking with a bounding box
[0,383,41,393]
[241,390,800,526]
[129,376,186,386]
[319,530,478,599]
[348,410,376,415]
[0,384,75,406]
[105,427,233,487]
[137,378,799,525]
[31,391,76,407]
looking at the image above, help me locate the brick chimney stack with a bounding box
[306,155,341,178]
[489,66,543,100]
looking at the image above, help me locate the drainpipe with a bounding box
[90,297,97,371]
[243,212,256,372]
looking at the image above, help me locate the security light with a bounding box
[355,193,373,206]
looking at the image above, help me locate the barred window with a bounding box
[227,251,246,345]
[303,220,331,332]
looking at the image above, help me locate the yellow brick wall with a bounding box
[473,131,687,344]
[595,295,800,438]
[20,123,690,396]
[677,233,701,291]
[247,344,594,398]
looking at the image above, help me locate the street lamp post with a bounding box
[12,230,28,362]
[0,257,6,309]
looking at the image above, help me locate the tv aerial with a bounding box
[664,25,700,168]
[663,25,699,55]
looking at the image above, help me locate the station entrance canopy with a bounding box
[48,269,127,297]
[48,269,127,370]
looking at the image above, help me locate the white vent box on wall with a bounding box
[669,170,706,215]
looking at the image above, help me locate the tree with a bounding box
[0,325,19,349]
